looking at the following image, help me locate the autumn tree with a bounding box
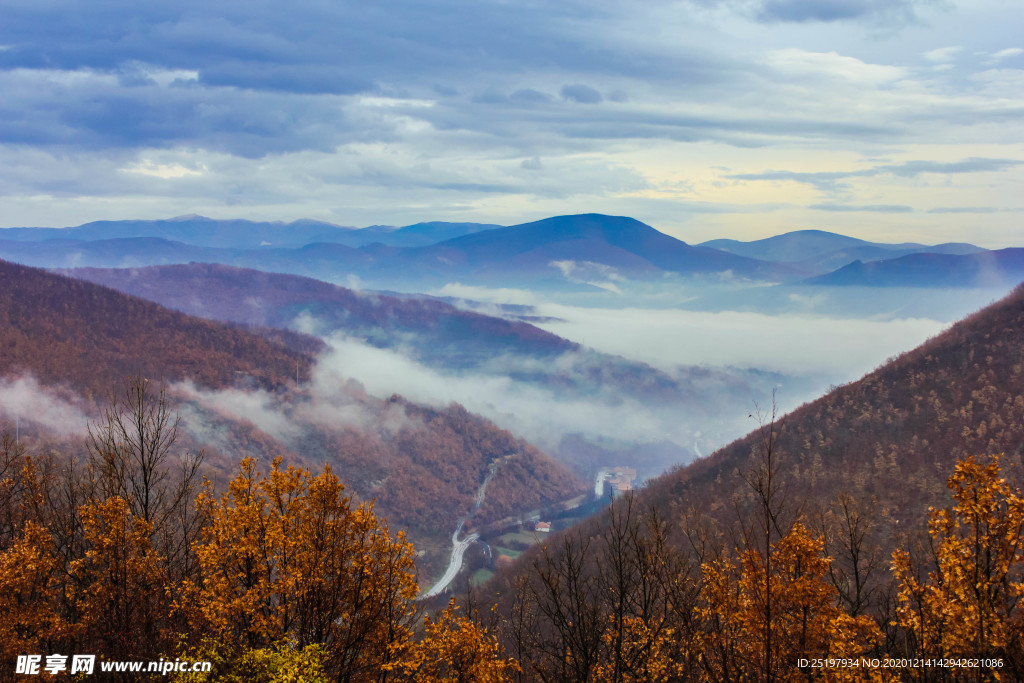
[70,496,168,664]
[694,403,881,682]
[0,520,63,671]
[188,457,419,682]
[387,598,519,682]
[505,494,700,682]
[893,455,1024,678]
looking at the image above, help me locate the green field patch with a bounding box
[492,545,522,560]
[497,530,542,548]
[470,568,494,587]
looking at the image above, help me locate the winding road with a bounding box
[421,524,480,598]
[419,458,504,599]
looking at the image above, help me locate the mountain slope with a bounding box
[803,249,1024,287]
[483,282,1024,683]
[62,263,578,368]
[0,258,314,398]
[383,214,800,283]
[641,281,1024,539]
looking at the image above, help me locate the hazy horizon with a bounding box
[1,1,1021,247]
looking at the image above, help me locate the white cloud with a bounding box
[764,49,908,85]
[986,47,1023,63]
[529,304,947,378]
[315,335,691,449]
[434,283,543,306]
[122,160,205,179]
[922,46,961,63]
[0,376,90,437]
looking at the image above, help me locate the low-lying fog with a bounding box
[290,282,1017,478]
[4,277,1013,482]
[526,306,945,379]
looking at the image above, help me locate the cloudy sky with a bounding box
[1,0,1021,246]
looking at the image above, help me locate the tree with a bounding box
[189,457,419,682]
[893,455,1024,677]
[387,598,518,683]
[0,521,63,668]
[71,496,167,663]
[87,377,204,579]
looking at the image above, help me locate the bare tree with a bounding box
[738,395,793,683]
[86,376,204,572]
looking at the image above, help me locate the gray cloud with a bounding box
[685,0,942,25]
[0,1,741,159]
[728,157,1024,192]
[927,206,997,214]
[0,0,1021,236]
[810,203,913,212]
[755,0,931,23]
[561,84,603,104]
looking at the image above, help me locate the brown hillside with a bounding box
[63,263,578,364]
[0,258,315,398]
[1,258,586,578]
[642,282,1024,531]
[480,285,1024,680]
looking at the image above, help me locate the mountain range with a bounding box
[0,215,500,250]
[3,214,1017,289]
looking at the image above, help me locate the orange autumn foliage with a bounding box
[893,455,1024,675]
[187,457,419,680]
[387,599,519,683]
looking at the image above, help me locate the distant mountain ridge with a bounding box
[699,229,983,261]
[0,216,500,249]
[0,214,801,287]
[802,249,1024,287]
[0,215,1011,289]
[699,229,986,274]
[62,262,578,368]
[374,214,801,284]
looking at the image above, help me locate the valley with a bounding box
[1,213,1022,679]
[4,0,1022,677]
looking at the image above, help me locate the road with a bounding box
[420,457,508,599]
[421,526,480,599]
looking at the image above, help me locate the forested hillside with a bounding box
[0,258,586,578]
[64,262,578,368]
[644,282,1024,531]
[484,284,1024,681]
[0,258,315,398]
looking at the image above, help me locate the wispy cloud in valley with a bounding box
[0,375,91,437]
[528,305,948,380]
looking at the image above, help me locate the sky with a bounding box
[1,0,1022,246]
